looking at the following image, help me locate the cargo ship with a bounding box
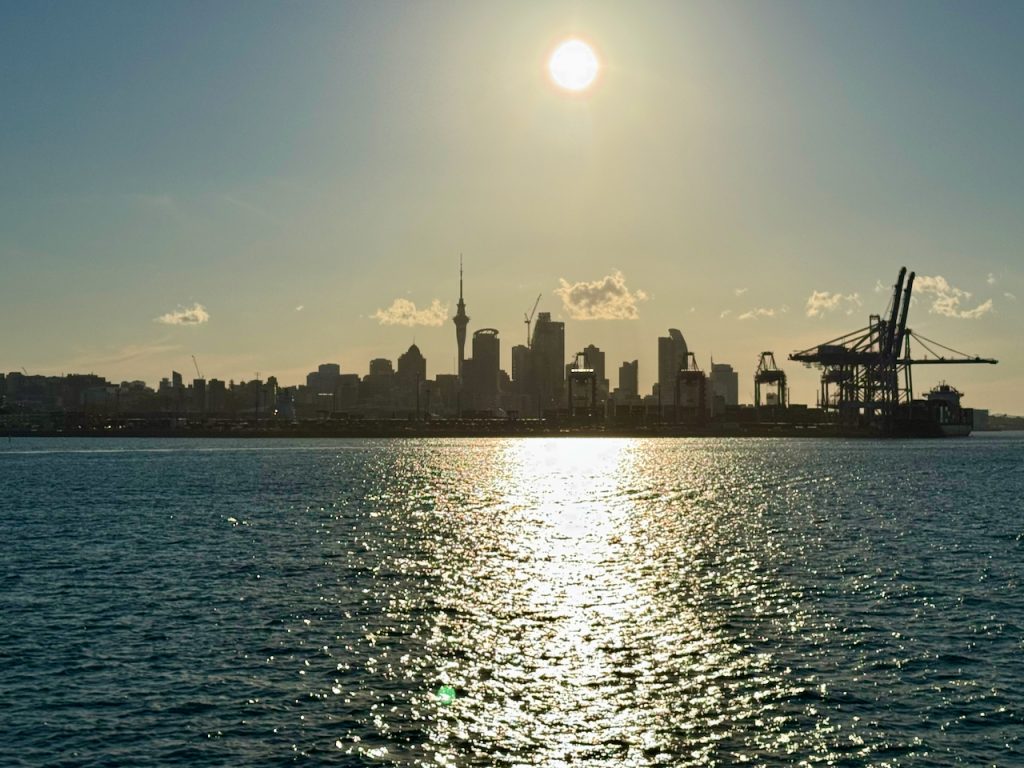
[893,382,975,437]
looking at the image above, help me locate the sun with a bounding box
[548,39,599,92]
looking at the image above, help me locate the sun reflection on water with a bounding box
[353,438,825,766]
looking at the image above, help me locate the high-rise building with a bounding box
[582,344,608,395]
[397,344,426,384]
[207,379,226,413]
[362,359,395,412]
[657,329,688,405]
[452,258,469,382]
[511,344,531,387]
[397,344,427,414]
[318,363,341,379]
[307,363,341,394]
[710,363,739,409]
[530,312,565,411]
[467,329,500,413]
[369,358,394,376]
[191,378,206,414]
[618,360,639,398]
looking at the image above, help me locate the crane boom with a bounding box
[192,355,203,380]
[524,293,542,347]
[883,267,906,359]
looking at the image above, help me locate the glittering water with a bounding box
[2,436,1023,766]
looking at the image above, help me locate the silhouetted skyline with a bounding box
[1,3,1021,411]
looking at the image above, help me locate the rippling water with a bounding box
[2,436,1023,766]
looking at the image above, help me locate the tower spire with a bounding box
[453,255,470,383]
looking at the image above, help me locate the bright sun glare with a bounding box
[548,39,599,92]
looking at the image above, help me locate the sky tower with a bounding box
[453,257,469,382]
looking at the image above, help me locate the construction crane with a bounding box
[790,267,997,428]
[754,352,787,408]
[191,355,203,380]
[524,294,542,347]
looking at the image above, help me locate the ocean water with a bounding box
[1,435,1023,767]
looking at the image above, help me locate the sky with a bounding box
[2,1,1022,412]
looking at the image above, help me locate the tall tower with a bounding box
[453,257,469,382]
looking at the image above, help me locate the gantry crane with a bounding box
[790,267,997,430]
[754,352,787,408]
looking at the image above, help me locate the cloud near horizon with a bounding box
[805,291,862,318]
[738,307,776,321]
[372,298,449,327]
[914,275,993,319]
[555,270,647,320]
[155,303,210,325]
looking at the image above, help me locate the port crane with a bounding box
[754,352,788,408]
[192,355,203,380]
[524,294,541,347]
[790,267,997,428]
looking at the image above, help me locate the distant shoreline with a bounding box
[1,422,989,440]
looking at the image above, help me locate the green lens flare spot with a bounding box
[436,685,456,705]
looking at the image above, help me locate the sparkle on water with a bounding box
[2,435,1023,765]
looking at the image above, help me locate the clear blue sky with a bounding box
[2,1,1022,411]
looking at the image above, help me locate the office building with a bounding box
[618,360,638,398]
[467,329,500,413]
[530,312,565,412]
[710,363,739,409]
[657,329,688,405]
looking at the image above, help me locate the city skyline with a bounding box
[2,3,1021,412]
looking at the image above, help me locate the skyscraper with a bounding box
[657,329,688,405]
[467,329,500,413]
[582,344,608,394]
[452,258,469,383]
[710,362,739,408]
[618,360,638,398]
[530,312,565,411]
[397,344,427,415]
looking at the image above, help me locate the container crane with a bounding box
[754,352,788,408]
[790,267,997,430]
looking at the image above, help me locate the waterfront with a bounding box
[2,435,1023,765]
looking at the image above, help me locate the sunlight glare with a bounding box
[548,39,599,92]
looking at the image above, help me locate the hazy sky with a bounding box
[2,1,1022,412]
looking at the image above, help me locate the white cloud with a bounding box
[734,287,748,296]
[372,298,449,326]
[805,291,862,318]
[555,270,647,320]
[987,273,996,285]
[915,275,993,319]
[295,305,304,312]
[720,309,732,319]
[738,307,776,321]
[155,303,210,326]
[1004,292,1016,301]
